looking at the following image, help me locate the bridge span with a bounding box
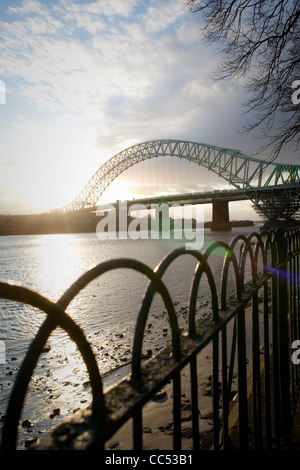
[59,140,300,227]
[96,188,249,232]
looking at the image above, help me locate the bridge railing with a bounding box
[0,228,300,450]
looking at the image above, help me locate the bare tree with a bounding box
[186,0,300,161]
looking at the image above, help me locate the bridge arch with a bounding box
[62,139,300,212]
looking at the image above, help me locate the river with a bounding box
[0,226,259,448]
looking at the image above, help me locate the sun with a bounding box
[99,178,138,205]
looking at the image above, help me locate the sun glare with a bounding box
[33,234,83,298]
[100,179,137,204]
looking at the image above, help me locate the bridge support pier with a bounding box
[211,199,231,232]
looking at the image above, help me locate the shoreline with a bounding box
[0,227,261,450]
[29,298,260,451]
[0,211,258,237]
[105,346,216,451]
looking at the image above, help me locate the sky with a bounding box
[0,0,298,219]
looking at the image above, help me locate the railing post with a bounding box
[237,306,248,450]
[277,228,292,448]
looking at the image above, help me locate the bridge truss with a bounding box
[62,140,300,220]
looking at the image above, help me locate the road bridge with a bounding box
[60,140,300,230]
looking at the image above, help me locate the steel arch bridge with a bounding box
[62,139,300,219]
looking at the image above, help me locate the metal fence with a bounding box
[0,228,300,451]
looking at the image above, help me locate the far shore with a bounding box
[0,211,257,237]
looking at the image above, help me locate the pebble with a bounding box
[181,427,193,439]
[119,357,128,363]
[181,401,192,412]
[152,389,167,401]
[109,441,119,449]
[158,423,172,433]
[143,427,152,434]
[201,384,213,396]
[181,412,192,422]
[22,419,33,428]
[25,437,38,448]
[50,408,60,419]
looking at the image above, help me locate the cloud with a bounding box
[140,0,184,34]
[8,0,49,16]
[0,0,201,117]
[182,79,222,101]
[6,0,239,143]
[0,0,275,215]
[0,0,240,140]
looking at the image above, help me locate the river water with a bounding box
[0,226,259,448]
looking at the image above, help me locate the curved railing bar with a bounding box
[57,258,181,388]
[248,232,267,274]
[288,229,298,255]
[0,258,179,449]
[221,235,256,299]
[289,229,300,291]
[202,241,242,312]
[58,258,171,312]
[287,231,297,260]
[0,282,105,451]
[267,228,284,266]
[238,235,257,286]
[259,229,278,270]
[189,242,241,337]
[201,241,241,404]
[131,248,219,385]
[219,235,255,408]
[220,237,251,311]
[266,229,289,284]
[204,242,241,403]
[287,229,299,260]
